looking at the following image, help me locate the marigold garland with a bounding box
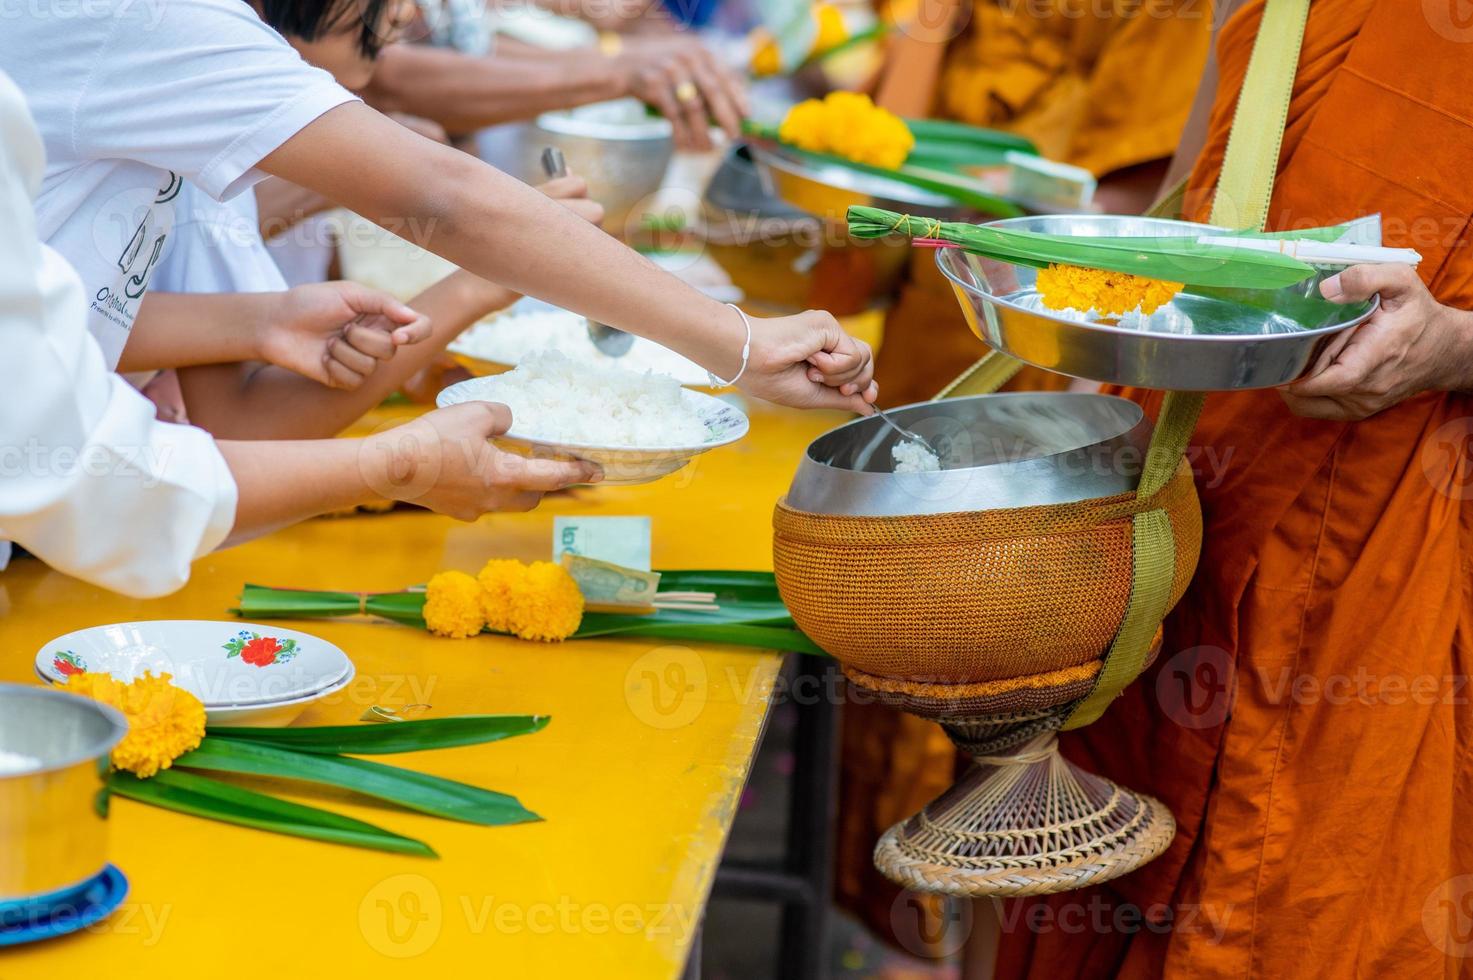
[476,559,528,633]
[778,91,914,170]
[1035,263,1184,317]
[423,571,486,639]
[506,561,585,642]
[62,671,205,778]
[426,559,585,642]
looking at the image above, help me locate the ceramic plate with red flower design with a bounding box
[34,621,352,708]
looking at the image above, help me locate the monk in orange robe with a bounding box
[836,2,1211,949]
[988,1,1473,976]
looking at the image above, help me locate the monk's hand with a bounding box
[1279,264,1470,421]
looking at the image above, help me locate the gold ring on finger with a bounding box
[674,80,699,104]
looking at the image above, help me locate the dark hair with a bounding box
[255,0,392,59]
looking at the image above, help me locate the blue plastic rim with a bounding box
[658,0,720,27]
[0,865,128,946]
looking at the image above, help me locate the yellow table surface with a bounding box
[0,397,851,979]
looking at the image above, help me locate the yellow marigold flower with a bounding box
[778,91,914,170]
[63,671,205,779]
[813,3,848,53]
[477,558,528,633]
[1035,264,1183,317]
[749,30,781,77]
[507,561,585,642]
[423,570,486,638]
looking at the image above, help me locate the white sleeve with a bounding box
[72,0,359,201]
[0,73,238,599]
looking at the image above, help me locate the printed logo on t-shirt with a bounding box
[90,170,181,335]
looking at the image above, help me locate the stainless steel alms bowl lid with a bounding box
[0,683,126,778]
[784,392,1150,517]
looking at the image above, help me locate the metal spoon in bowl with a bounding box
[872,405,941,460]
[540,146,635,357]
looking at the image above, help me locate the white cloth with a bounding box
[0,71,238,598]
[0,0,358,367]
[152,182,288,295]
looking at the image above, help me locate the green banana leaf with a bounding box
[848,205,1317,289]
[741,121,1024,216]
[208,715,550,755]
[235,570,824,656]
[108,768,436,856]
[178,736,540,826]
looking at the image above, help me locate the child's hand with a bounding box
[260,282,431,389]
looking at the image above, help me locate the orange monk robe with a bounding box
[995,1,1473,976]
[836,2,1211,950]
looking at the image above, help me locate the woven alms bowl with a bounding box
[772,462,1200,684]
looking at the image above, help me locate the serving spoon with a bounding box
[540,146,635,357]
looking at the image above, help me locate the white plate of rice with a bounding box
[436,351,749,485]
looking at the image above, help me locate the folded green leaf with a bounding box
[848,205,1318,290]
[108,768,435,857]
[179,737,540,826]
[208,715,550,755]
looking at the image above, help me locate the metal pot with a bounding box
[519,100,675,235]
[937,214,1379,390]
[0,684,125,912]
[785,392,1150,517]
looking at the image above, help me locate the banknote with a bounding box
[553,516,652,571]
[559,554,662,611]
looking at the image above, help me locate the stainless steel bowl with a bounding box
[937,214,1379,390]
[520,100,675,235]
[0,684,126,906]
[702,144,909,314]
[748,138,976,225]
[785,392,1150,517]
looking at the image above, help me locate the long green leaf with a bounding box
[233,584,427,627]
[108,769,435,856]
[848,205,1317,289]
[178,737,540,826]
[208,715,550,755]
[741,124,1024,216]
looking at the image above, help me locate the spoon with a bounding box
[872,405,941,459]
[540,146,635,357]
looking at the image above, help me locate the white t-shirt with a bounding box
[0,70,237,598]
[152,181,288,295]
[0,0,358,367]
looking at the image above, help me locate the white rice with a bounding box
[0,749,43,775]
[892,439,941,473]
[487,351,711,447]
[452,307,706,384]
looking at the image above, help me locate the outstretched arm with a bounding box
[260,102,876,412]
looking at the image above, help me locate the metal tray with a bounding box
[747,138,975,224]
[936,215,1379,390]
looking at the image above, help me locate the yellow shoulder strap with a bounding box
[1062,0,1310,729]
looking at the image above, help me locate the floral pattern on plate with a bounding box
[223,631,300,668]
[52,650,87,677]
